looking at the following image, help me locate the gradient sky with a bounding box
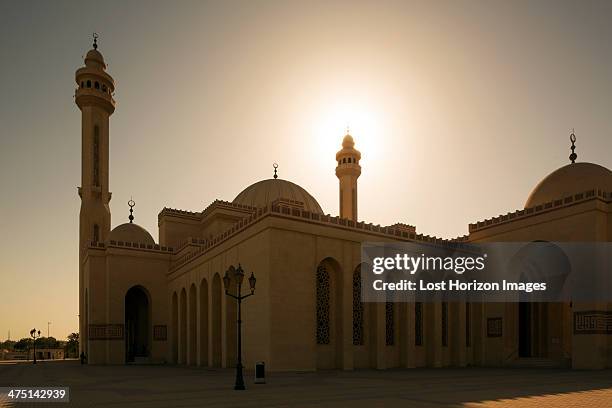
[1,0,612,341]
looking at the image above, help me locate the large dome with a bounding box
[108,223,155,244]
[233,179,324,214]
[525,162,612,208]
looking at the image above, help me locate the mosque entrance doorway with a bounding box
[125,286,150,363]
[518,302,532,357]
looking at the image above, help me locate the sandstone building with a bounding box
[77,41,612,370]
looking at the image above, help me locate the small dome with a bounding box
[109,223,155,244]
[342,134,355,148]
[85,49,106,69]
[233,179,324,214]
[336,133,362,161]
[525,162,612,208]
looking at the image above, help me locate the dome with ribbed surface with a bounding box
[233,179,324,214]
[525,162,612,208]
[109,223,155,244]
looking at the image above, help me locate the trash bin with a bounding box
[255,361,265,384]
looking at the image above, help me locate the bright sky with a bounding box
[1,0,611,341]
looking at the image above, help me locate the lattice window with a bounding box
[88,324,124,340]
[415,302,423,346]
[385,301,394,346]
[465,302,471,347]
[352,267,364,345]
[442,302,449,347]
[93,125,100,186]
[487,317,503,337]
[316,265,330,345]
[153,325,168,341]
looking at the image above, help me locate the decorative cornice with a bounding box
[468,188,611,233]
[386,222,416,233]
[87,241,174,253]
[200,199,257,219]
[158,200,257,222]
[158,207,201,221]
[169,204,449,273]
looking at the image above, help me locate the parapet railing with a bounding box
[200,199,257,219]
[168,205,451,272]
[159,200,258,222]
[157,207,201,220]
[88,240,174,253]
[468,188,611,233]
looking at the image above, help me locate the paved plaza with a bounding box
[1,360,611,407]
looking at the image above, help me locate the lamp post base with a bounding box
[234,362,246,390]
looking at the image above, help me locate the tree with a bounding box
[13,338,33,351]
[65,333,79,357]
[0,340,16,351]
[36,337,59,349]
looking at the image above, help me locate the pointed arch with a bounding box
[315,257,343,369]
[125,285,151,362]
[352,263,376,368]
[224,275,237,367]
[385,301,395,346]
[211,274,222,367]
[199,278,209,366]
[171,291,178,363]
[179,288,187,364]
[316,264,331,345]
[415,301,423,346]
[188,284,197,365]
[352,265,364,346]
[441,301,449,347]
[84,288,89,356]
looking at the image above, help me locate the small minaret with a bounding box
[335,130,361,221]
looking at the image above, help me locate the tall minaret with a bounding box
[335,130,361,221]
[76,35,115,248]
[75,35,115,354]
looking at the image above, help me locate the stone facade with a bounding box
[76,43,612,369]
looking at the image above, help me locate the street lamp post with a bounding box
[30,329,41,365]
[223,264,256,390]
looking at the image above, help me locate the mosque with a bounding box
[77,40,612,370]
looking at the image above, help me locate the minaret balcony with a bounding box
[75,88,116,114]
[335,165,361,178]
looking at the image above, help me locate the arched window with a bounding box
[93,126,100,186]
[93,224,99,242]
[80,81,84,88]
[415,302,423,346]
[102,84,107,92]
[352,266,364,345]
[316,265,330,345]
[385,301,394,345]
[342,158,346,164]
[442,302,449,347]
[87,80,91,88]
[94,81,100,89]
[465,302,471,347]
